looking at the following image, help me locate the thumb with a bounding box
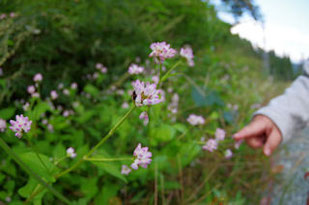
[263,130,282,156]
[233,118,267,140]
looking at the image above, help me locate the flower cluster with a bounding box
[187,114,205,126]
[9,115,32,138]
[121,144,152,175]
[96,63,108,73]
[66,147,77,158]
[202,139,218,152]
[149,42,177,63]
[180,46,194,67]
[131,143,152,170]
[0,119,6,132]
[215,128,226,141]
[128,64,144,75]
[121,165,131,175]
[132,80,163,106]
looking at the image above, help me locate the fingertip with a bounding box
[264,146,271,156]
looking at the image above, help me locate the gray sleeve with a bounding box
[254,69,309,143]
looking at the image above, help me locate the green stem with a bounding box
[159,61,182,84]
[83,157,133,162]
[0,137,71,205]
[55,105,136,179]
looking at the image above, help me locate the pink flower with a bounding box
[131,143,152,170]
[50,90,58,100]
[63,89,70,95]
[202,139,218,152]
[66,147,77,158]
[151,76,159,84]
[95,63,103,69]
[139,111,149,126]
[132,80,164,107]
[31,93,40,98]
[121,165,131,175]
[27,85,36,94]
[96,63,107,73]
[10,12,16,18]
[180,46,194,67]
[9,115,32,138]
[149,42,177,63]
[234,139,243,149]
[0,14,6,20]
[33,73,43,82]
[215,128,225,141]
[71,83,78,89]
[23,102,30,111]
[121,102,129,109]
[0,67,3,76]
[0,119,6,132]
[128,64,144,75]
[187,114,205,126]
[224,149,233,159]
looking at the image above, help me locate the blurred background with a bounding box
[0,0,308,204]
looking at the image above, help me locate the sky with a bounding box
[213,0,309,63]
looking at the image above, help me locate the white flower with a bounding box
[128,64,144,75]
[224,149,233,159]
[58,83,64,90]
[66,147,77,158]
[187,114,205,126]
[234,140,243,149]
[121,165,131,175]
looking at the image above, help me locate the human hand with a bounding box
[233,115,282,156]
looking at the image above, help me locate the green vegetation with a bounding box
[0,0,292,204]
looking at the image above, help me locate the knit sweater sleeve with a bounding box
[254,68,309,143]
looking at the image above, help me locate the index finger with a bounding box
[233,119,267,140]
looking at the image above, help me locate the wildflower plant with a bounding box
[0,41,242,204]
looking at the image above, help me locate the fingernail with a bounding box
[232,134,239,139]
[264,147,271,156]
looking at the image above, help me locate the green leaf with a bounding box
[30,102,51,121]
[84,84,100,97]
[0,107,16,120]
[151,124,176,143]
[19,152,57,182]
[90,160,127,183]
[191,86,224,107]
[94,184,120,205]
